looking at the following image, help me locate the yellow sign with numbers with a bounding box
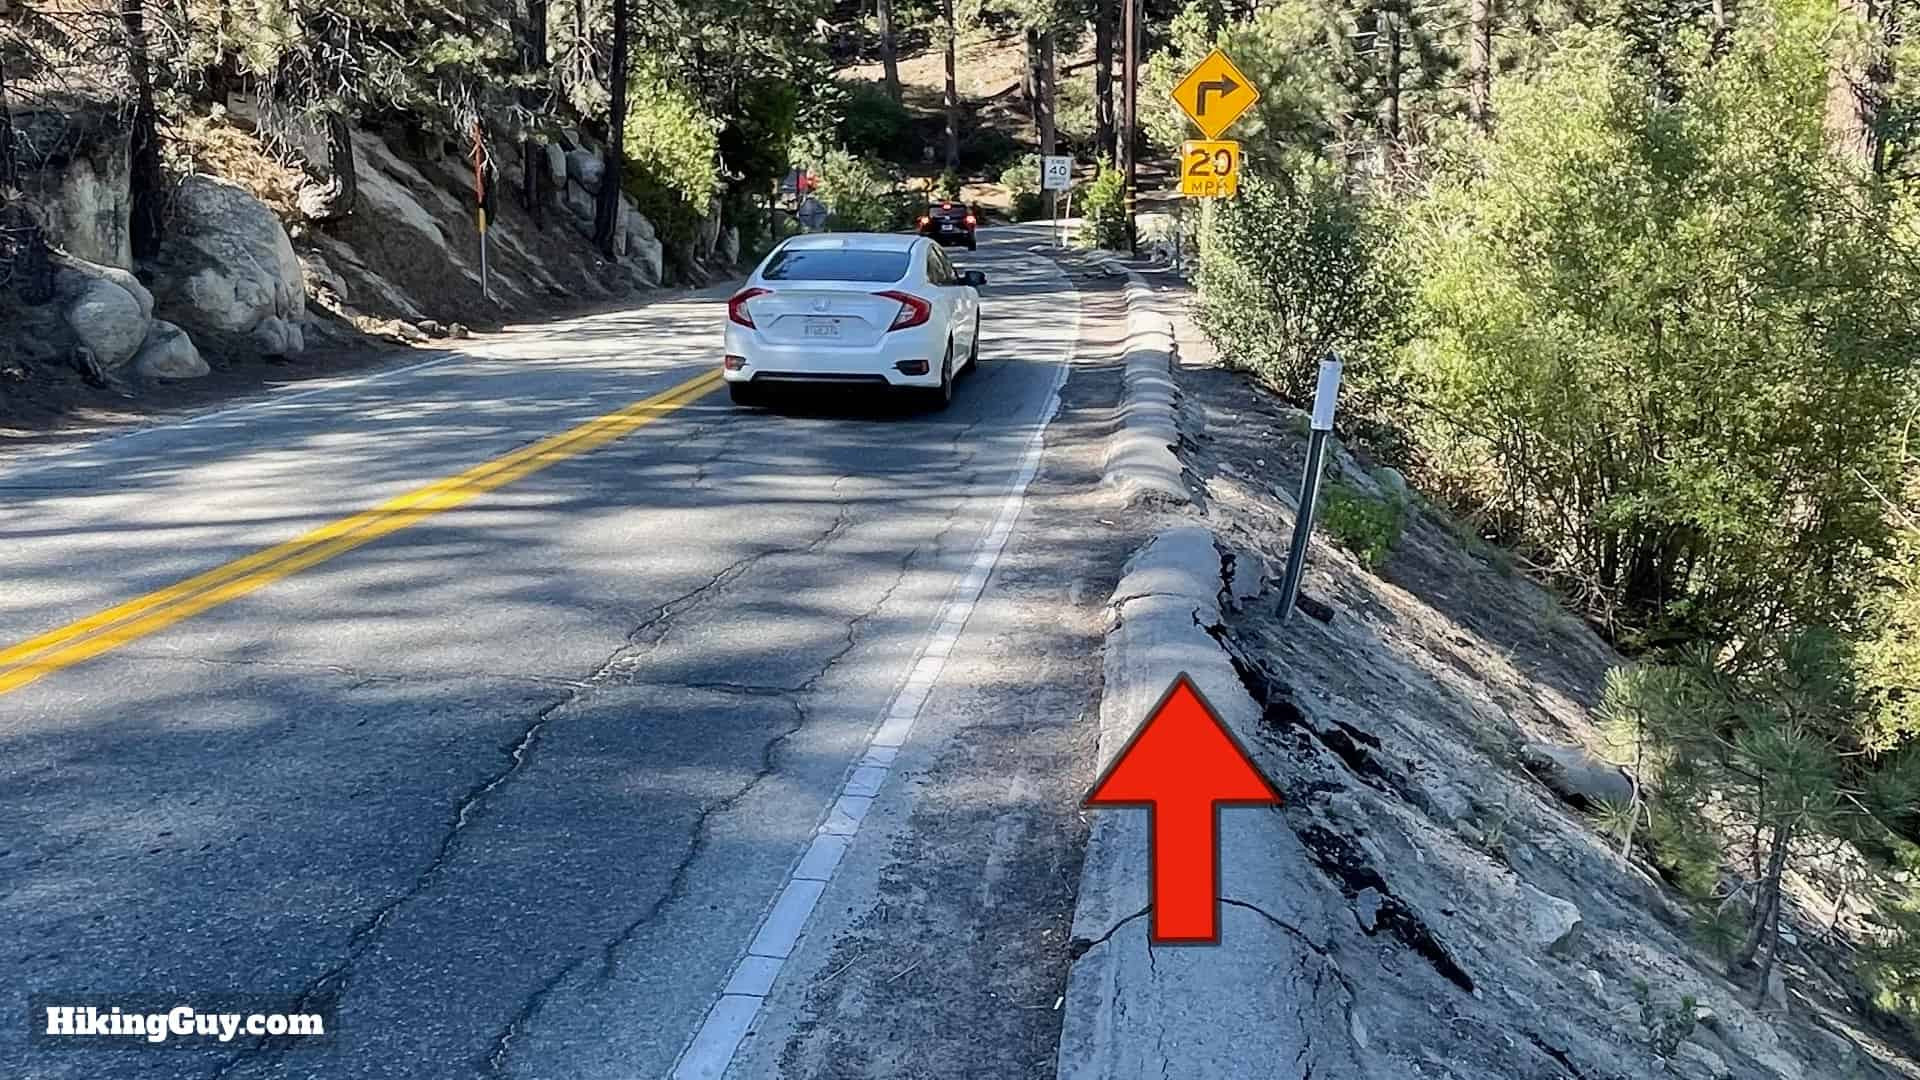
[1180,140,1241,198]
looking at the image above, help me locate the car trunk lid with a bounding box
[751,286,904,347]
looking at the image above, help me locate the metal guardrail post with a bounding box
[1276,356,1344,624]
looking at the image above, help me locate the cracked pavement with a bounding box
[0,228,1132,1078]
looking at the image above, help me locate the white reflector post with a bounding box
[1311,358,1343,431]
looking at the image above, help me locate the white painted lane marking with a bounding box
[669,261,1079,1078]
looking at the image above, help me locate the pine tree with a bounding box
[1601,633,1920,1003]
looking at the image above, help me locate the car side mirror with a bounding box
[959,270,987,288]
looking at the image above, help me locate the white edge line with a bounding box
[668,258,1079,1080]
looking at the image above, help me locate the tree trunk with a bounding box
[1039,30,1057,215]
[0,51,14,191]
[1038,31,1057,155]
[121,0,164,259]
[1467,0,1491,134]
[942,0,959,169]
[1751,877,1785,1007]
[1734,823,1791,971]
[878,0,902,103]
[1120,0,1136,251]
[594,0,628,256]
[527,0,548,68]
[522,139,544,225]
[1023,28,1041,125]
[1376,6,1403,178]
[1825,0,1896,175]
[518,0,549,224]
[302,112,359,222]
[1094,0,1115,161]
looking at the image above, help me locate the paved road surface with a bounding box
[0,228,1136,1078]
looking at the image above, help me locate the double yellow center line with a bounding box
[0,368,723,696]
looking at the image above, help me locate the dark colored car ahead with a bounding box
[918,201,977,250]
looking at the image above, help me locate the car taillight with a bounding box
[917,216,929,227]
[728,287,769,328]
[964,214,976,226]
[875,291,931,331]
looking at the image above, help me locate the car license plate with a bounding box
[940,223,957,232]
[804,318,840,338]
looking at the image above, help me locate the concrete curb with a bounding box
[1099,265,1190,505]
[1057,274,1364,1078]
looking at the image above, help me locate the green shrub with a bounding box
[835,80,915,164]
[998,155,1039,192]
[1319,481,1406,571]
[998,154,1047,221]
[1078,162,1128,250]
[934,168,964,200]
[1194,168,1407,430]
[1401,22,1920,638]
[811,149,897,232]
[623,66,721,260]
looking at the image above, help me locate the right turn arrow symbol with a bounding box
[1195,75,1240,114]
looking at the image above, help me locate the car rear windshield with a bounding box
[761,248,910,283]
[930,204,969,219]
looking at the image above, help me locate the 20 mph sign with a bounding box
[1179,140,1240,198]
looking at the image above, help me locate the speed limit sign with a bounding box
[1042,155,1073,192]
[1179,140,1241,198]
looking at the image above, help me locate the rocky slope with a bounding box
[1140,275,1920,1080]
[1,97,731,430]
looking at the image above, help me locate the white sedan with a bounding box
[722,233,986,409]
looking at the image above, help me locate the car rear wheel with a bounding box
[921,342,955,411]
[728,382,763,407]
[966,235,977,251]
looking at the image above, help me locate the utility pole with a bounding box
[1120,0,1137,253]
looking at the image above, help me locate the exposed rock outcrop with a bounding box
[13,108,134,271]
[61,273,146,371]
[565,148,604,193]
[149,176,306,358]
[1521,741,1635,809]
[132,320,209,380]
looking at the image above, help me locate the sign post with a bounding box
[1276,356,1343,624]
[470,122,493,303]
[1042,154,1072,249]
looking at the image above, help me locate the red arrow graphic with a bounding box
[1084,672,1282,944]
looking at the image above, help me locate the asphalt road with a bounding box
[0,227,1134,1078]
